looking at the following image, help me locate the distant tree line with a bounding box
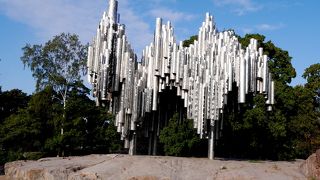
[0,32,320,168]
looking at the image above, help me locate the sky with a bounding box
[0,0,319,94]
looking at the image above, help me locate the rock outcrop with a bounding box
[4,154,306,180]
[301,149,320,179]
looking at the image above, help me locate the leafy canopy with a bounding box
[0,89,29,123]
[21,33,88,97]
[303,63,320,91]
[183,35,198,47]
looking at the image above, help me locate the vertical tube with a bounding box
[152,77,159,111]
[208,125,215,159]
[129,133,136,155]
[228,58,233,91]
[271,81,275,104]
[154,18,162,73]
[108,0,118,23]
[239,56,246,103]
[262,55,268,93]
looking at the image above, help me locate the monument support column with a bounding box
[129,133,136,155]
[208,125,215,159]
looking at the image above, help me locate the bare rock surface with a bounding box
[5,154,306,180]
[301,150,320,179]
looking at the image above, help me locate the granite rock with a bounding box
[5,154,306,180]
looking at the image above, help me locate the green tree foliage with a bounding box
[0,89,30,123]
[303,63,320,111]
[1,109,41,152]
[0,87,58,163]
[21,33,87,92]
[0,33,122,164]
[289,85,320,158]
[0,86,123,164]
[159,113,203,157]
[286,63,320,158]
[104,114,123,153]
[183,35,198,47]
[21,33,88,113]
[20,33,89,155]
[45,85,122,155]
[303,63,320,90]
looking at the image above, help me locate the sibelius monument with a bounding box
[87,0,274,159]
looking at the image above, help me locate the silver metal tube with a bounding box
[88,1,275,160]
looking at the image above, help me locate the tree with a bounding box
[43,85,122,156]
[21,33,88,93]
[27,86,60,152]
[183,35,198,47]
[159,113,203,157]
[21,33,87,113]
[303,63,320,110]
[217,33,298,160]
[0,109,41,152]
[21,33,88,155]
[0,89,29,123]
[104,113,123,153]
[0,109,40,164]
[0,85,123,163]
[303,63,320,90]
[285,63,320,158]
[288,85,320,158]
[0,87,58,162]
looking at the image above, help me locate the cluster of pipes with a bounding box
[87,0,274,159]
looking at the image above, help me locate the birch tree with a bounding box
[21,33,87,155]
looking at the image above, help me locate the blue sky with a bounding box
[0,0,319,94]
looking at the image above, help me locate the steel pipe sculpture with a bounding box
[87,0,274,159]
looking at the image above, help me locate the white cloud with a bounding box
[0,0,106,43]
[0,0,153,54]
[118,0,153,54]
[213,0,262,15]
[241,28,253,34]
[239,23,285,35]
[148,0,177,4]
[255,23,285,31]
[149,8,196,23]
